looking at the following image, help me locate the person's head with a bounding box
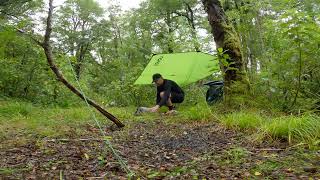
[152,73,164,86]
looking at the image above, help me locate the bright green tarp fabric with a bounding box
[134,52,219,86]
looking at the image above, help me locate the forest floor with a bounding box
[1,114,320,179]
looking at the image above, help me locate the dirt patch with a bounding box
[1,120,319,179]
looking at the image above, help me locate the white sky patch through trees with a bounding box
[53,0,144,11]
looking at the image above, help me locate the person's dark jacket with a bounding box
[156,79,184,107]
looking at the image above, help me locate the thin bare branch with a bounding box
[41,0,125,128]
[16,28,43,47]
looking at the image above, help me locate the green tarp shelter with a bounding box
[134,52,219,86]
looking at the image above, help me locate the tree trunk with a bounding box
[166,11,174,53]
[202,0,249,100]
[41,0,124,128]
[174,2,201,52]
[185,2,200,52]
[74,41,89,80]
[23,59,37,97]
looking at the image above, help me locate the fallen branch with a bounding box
[254,148,285,152]
[16,28,43,46]
[17,0,124,128]
[44,138,105,142]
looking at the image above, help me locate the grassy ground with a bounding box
[219,110,320,148]
[0,100,319,179]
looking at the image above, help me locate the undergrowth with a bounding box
[0,99,319,149]
[219,110,320,148]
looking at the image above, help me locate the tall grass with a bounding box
[1,100,319,148]
[221,111,264,130]
[0,100,145,142]
[262,115,320,146]
[0,101,33,117]
[219,111,320,148]
[181,103,212,120]
[0,101,103,141]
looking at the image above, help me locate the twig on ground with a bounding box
[254,148,285,152]
[44,138,105,142]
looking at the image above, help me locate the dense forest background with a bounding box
[1,0,320,178]
[1,0,319,113]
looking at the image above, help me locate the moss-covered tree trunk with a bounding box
[202,0,249,103]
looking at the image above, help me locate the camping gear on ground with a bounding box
[134,52,219,86]
[204,80,224,105]
[134,52,222,113]
[134,107,149,116]
[134,107,179,116]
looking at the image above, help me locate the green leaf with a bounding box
[103,136,112,141]
[223,54,230,59]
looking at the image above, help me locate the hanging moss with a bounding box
[222,23,242,58]
[202,0,250,108]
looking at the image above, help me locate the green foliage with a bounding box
[87,60,154,106]
[221,111,264,130]
[224,147,249,165]
[182,105,211,120]
[0,101,93,140]
[262,115,320,146]
[0,167,31,176]
[0,33,82,106]
[0,101,33,117]
[0,0,43,20]
[177,85,213,120]
[222,0,320,112]
[0,0,213,109]
[219,110,320,147]
[251,160,282,176]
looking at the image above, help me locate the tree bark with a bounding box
[165,11,174,53]
[202,0,249,99]
[41,0,125,127]
[185,2,200,52]
[174,2,200,52]
[74,41,90,80]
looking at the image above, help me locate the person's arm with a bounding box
[150,88,161,112]
[157,82,172,107]
[156,91,161,104]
